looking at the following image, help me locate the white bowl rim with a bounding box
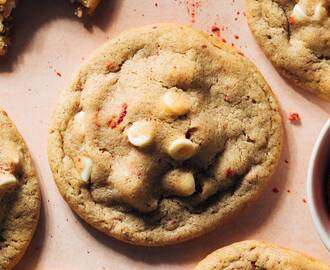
[307,118,330,251]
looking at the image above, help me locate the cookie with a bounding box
[70,0,101,17]
[0,110,41,270]
[48,23,283,246]
[0,0,16,56]
[194,240,330,270]
[0,0,101,56]
[245,0,330,101]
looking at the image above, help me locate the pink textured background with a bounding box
[0,0,329,269]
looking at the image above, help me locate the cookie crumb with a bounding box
[272,187,279,193]
[302,198,307,203]
[55,71,62,77]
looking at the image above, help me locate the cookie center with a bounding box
[63,47,274,213]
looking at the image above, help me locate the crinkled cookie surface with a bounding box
[246,0,330,100]
[0,110,40,270]
[194,240,330,270]
[48,24,283,245]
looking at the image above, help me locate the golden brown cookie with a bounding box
[48,24,283,246]
[245,0,330,101]
[194,240,330,270]
[0,110,41,270]
[0,0,16,56]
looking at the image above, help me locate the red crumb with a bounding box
[106,62,118,72]
[236,11,240,15]
[287,189,291,193]
[226,168,235,177]
[302,198,307,203]
[285,159,289,164]
[272,188,279,193]
[185,0,202,23]
[288,16,296,24]
[234,35,240,39]
[55,71,62,77]
[288,112,300,122]
[211,24,222,39]
[108,103,128,129]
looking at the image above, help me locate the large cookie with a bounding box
[194,240,330,270]
[0,110,40,270]
[245,0,330,101]
[48,24,283,246]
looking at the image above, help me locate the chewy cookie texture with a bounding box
[48,24,283,246]
[0,111,40,270]
[194,240,330,270]
[245,0,330,101]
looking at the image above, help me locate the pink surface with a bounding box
[0,0,329,269]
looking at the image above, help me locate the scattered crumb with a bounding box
[288,112,300,122]
[272,188,279,193]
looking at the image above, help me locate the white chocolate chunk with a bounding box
[312,3,327,20]
[163,170,195,197]
[291,1,328,22]
[74,111,86,134]
[0,173,17,191]
[127,120,155,147]
[167,138,197,161]
[292,4,307,21]
[75,156,93,182]
[162,90,192,116]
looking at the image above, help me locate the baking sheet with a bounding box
[0,0,329,269]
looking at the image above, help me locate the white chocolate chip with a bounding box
[162,90,192,116]
[0,173,17,191]
[312,3,327,20]
[75,156,93,182]
[74,111,86,134]
[291,1,328,22]
[292,3,308,21]
[163,170,195,197]
[167,138,198,161]
[127,120,155,147]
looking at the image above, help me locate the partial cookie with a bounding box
[0,110,40,270]
[0,0,16,56]
[70,0,102,17]
[0,0,101,56]
[245,0,330,101]
[48,24,283,246]
[194,240,330,270]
